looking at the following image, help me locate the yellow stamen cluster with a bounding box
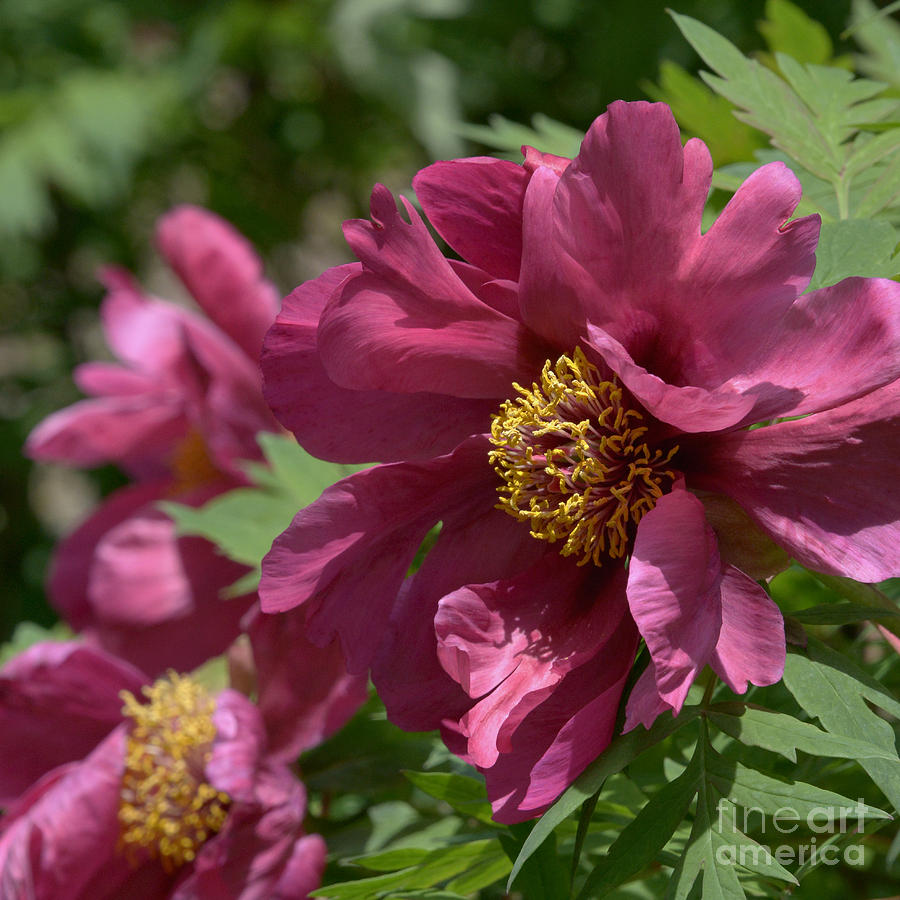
[119,673,230,871]
[169,429,221,495]
[490,348,677,566]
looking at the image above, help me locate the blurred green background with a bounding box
[0,0,857,638]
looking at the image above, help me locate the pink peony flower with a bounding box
[258,100,900,823]
[26,206,282,675]
[0,641,336,898]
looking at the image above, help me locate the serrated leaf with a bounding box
[851,0,900,89]
[403,771,495,825]
[575,755,700,899]
[758,0,832,65]
[807,219,900,290]
[456,113,583,159]
[782,640,900,811]
[708,706,898,763]
[508,706,702,888]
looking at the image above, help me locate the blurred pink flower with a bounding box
[258,100,900,822]
[26,206,281,675]
[0,640,342,898]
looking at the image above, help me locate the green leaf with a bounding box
[851,0,900,90]
[708,706,898,763]
[456,112,584,159]
[758,0,832,66]
[806,219,900,290]
[403,772,495,825]
[790,602,900,626]
[783,639,900,811]
[508,706,702,888]
[576,752,701,899]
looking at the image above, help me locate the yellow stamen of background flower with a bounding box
[169,429,221,495]
[119,673,230,871]
[490,348,677,566]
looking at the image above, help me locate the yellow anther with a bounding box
[489,348,678,566]
[118,673,230,871]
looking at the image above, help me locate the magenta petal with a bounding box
[319,185,546,399]
[623,665,672,732]
[372,506,541,732]
[247,606,368,761]
[271,834,327,900]
[412,157,530,281]
[437,556,610,769]
[586,326,755,433]
[627,490,723,713]
[157,205,280,361]
[692,382,900,582]
[728,277,900,422]
[259,436,497,673]
[73,362,160,397]
[710,567,785,694]
[482,609,638,823]
[208,689,268,804]
[25,395,186,472]
[262,264,495,463]
[0,642,146,805]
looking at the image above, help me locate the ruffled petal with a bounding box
[710,567,785,694]
[726,277,900,422]
[0,642,146,805]
[372,506,542,732]
[623,664,671,732]
[586,326,754,433]
[690,381,900,582]
[626,489,723,713]
[156,205,280,361]
[259,436,497,673]
[246,606,368,762]
[318,185,547,399]
[412,157,530,281]
[261,264,495,463]
[208,690,268,804]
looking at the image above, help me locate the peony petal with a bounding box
[259,436,497,673]
[727,277,900,423]
[436,557,628,771]
[481,610,638,823]
[710,567,785,694]
[690,381,900,583]
[0,642,146,805]
[627,489,723,713]
[157,205,280,361]
[73,362,160,397]
[318,185,547,399]
[261,264,496,463]
[586,326,755,433]
[372,506,540,732]
[208,690,268,804]
[246,606,368,762]
[412,157,530,281]
[623,664,672,732]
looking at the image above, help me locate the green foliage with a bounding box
[455,112,585,160]
[163,432,362,593]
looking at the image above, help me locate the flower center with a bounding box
[118,673,230,871]
[490,348,678,566]
[169,429,222,494]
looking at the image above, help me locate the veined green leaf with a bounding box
[403,771,495,825]
[807,219,900,290]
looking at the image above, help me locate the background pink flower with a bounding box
[259,100,900,822]
[26,206,280,675]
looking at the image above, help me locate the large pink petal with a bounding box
[690,381,900,582]
[626,489,723,713]
[412,157,530,281]
[318,185,547,399]
[208,690,268,804]
[372,505,541,732]
[262,264,495,463]
[437,556,625,770]
[246,606,368,762]
[157,205,280,361]
[726,277,900,422]
[710,567,785,694]
[623,664,672,732]
[259,436,497,673]
[586,326,755,433]
[25,395,186,476]
[0,642,146,805]
[73,362,160,397]
[480,610,638,823]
